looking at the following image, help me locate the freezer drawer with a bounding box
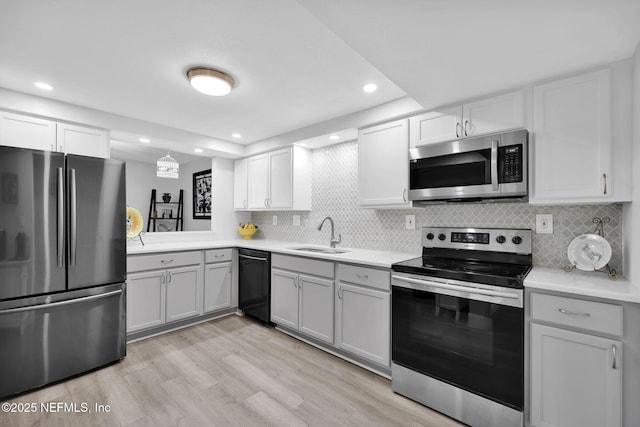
[0,283,126,398]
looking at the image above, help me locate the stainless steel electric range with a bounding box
[391,227,532,427]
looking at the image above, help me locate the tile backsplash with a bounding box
[252,140,623,273]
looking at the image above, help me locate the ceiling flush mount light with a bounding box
[194,148,203,153]
[363,83,377,93]
[139,138,150,143]
[187,67,235,96]
[329,135,340,141]
[34,82,54,91]
[157,152,179,179]
[232,133,241,138]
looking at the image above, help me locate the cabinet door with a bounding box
[358,119,411,208]
[270,269,299,329]
[335,282,390,367]
[530,323,622,427]
[127,270,165,333]
[165,265,201,322]
[409,106,461,147]
[299,274,334,344]
[57,123,109,159]
[462,90,524,137]
[247,153,269,209]
[233,158,248,210]
[203,262,232,313]
[532,69,612,202]
[268,148,293,209]
[0,111,56,151]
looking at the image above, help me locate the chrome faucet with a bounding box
[317,216,341,248]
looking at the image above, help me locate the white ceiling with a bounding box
[1,0,639,162]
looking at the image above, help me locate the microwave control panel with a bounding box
[499,144,523,183]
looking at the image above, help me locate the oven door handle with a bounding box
[392,275,521,300]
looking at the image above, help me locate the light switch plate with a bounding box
[405,215,416,230]
[293,215,301,226]
[535,214,553,234]
[272,215,278,226]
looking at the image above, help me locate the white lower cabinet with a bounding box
[127,270,166,332]
[529,292,623,427]
[126,251,203,334]
[270,254,334,344]
[165,265,201,322]
[335,264,390,367]
[203,261,232,313]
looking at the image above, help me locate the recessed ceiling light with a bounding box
[139,138,151,143]
[363,83,377,93]
[297,142,308,147]
[232,133,241,138]
[329,135,340,141]
[187,67,235,96]
[34,82,54,91]
[194,148,203,153]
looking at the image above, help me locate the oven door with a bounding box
[391,274,524,410]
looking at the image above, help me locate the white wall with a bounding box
[623,43,640,282]
[212,157,250,238]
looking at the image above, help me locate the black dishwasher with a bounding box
[238,248,271,324]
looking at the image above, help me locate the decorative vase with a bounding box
[162,193,172,203]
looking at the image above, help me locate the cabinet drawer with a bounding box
[337,264,390,291]
[205,248,233,263]
[530,293,623,336]
[272,254,334,278]
[127,251,202,273]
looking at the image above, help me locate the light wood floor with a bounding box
[1,315,463,427]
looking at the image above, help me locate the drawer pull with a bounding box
[160,259,174,265]
[612,344,617,370]
[214,254,224,259]
[558,308,591,317]
[355,273,369,281]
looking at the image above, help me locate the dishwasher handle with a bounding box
[239,253,269,262]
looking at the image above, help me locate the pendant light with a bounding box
[157,153,179,179]
[187,67,235,96]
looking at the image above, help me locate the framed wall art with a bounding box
[192,169,212,219]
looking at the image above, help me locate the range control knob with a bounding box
[512,236,523,245]
[496,235,506,244]
[438,233,446,241]
[426,233,435,240]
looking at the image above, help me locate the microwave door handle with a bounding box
[491,140,499,191]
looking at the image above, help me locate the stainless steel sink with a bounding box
[289,246,349,254]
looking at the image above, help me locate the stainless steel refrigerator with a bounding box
[0,145,126,399]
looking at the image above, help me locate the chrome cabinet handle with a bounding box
[294,277,298,289]
[612,344,617,369]
[214,254,224,259]
[558,308,591,317]
[160,259,173,265]
[603,173,607,195]
[355,273,368,281]
[167,271,172,283]
[464,120,470,136]
[455,122,461,138]
[402,188,407,203]
[161,272,166,284]
[244,199,247,208]
[338,286,343,299]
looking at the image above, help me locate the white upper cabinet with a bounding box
[410,90,525,147]
[358,118,411,208]
[233,158,248,210]
[531,68,630,203]
[246,146,311,211]
[0,111,109,158]
[0,111,56,151]
[57,122,109,158]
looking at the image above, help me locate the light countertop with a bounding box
[127,238,418,269]
[525,266,640,303]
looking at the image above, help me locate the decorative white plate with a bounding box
[567,233,612,271]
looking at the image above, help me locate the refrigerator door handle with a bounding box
[0,289,123,314]
[57,167,65,267]
[69,168,78,266]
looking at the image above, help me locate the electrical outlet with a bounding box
[536,214,553,234]
[293,215,301,226]
[405,215,416,230]
[272,215,278,226]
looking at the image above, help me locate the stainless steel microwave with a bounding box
[408,129,528,203]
